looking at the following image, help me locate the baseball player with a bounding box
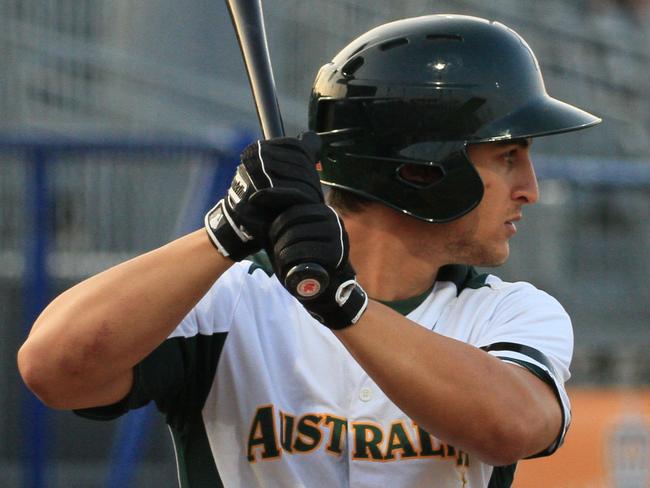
[19,15,601,487]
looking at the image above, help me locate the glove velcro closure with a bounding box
[204,200,257,261]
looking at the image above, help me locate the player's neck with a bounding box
[342,205,446,302]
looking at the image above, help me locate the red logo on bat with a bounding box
[298,279,321,297]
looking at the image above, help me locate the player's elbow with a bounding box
[19,343,51,406]
[479,435,528,467]
[18,340,77,409]
[478,412,552,466]
[475,437,525,466]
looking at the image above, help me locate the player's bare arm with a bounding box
[18,230,232,410]
[19,134,324,411]
[335,301,561,466]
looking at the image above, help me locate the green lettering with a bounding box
[415,425,445,457]
[324,415,347,455]
[247,406,280,461]
[280,412,295,453]
[384,422,418,460]
[293,414,323,452]
[353,424,384,460]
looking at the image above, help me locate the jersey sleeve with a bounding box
[74,261,250,429]
[476,280,574,458]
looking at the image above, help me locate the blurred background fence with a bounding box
[0,0,648,486]
[1,135,244,487]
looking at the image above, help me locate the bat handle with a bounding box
[284,263,330,300]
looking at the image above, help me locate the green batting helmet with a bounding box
[309,14,601,222]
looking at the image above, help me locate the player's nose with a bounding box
[512,154,539,205]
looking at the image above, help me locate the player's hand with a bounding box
[204,132,323,261]
[269,203,368,329]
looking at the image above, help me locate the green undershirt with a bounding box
[378,286,434,316]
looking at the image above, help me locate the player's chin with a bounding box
[472,243,510,268]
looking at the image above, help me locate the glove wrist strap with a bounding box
[204,200,256,261]
[311,282,368,330]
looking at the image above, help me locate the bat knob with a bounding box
[285,263,329,300]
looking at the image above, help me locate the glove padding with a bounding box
[205,132,323,261]
[269,203,368,329]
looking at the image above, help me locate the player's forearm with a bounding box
[18,229,231,409]
[334,300,559,466]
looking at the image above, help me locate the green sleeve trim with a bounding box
[492,357,566,459]
[170,418,224,487]
[488,463,517,487]
[160,333,228,430]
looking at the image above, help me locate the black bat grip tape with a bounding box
[284,263,330,300]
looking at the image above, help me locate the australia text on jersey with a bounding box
[247,404,470,466]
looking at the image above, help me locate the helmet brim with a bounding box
[475,95,602,142]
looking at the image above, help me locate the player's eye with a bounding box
[501,149,518,166]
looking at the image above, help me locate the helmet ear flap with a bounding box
[386,148,484,223]
[319,145,484,223]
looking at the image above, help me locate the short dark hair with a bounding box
[326,187,373,215]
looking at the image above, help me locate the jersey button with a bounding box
[359,387,372,402]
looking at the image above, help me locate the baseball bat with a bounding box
[224,0,329,299]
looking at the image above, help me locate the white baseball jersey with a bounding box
[77,260,572,488]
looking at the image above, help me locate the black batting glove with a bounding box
[269,203,368,329]
[205,132,323,261]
